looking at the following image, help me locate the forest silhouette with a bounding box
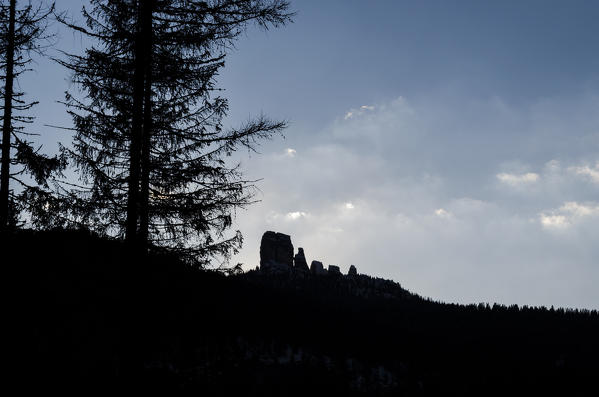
[2,0,599,395]
[8,229,599,395]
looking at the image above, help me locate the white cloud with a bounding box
[570,162,599,184]
[540,201,599,229]
[344,202,354,209]
[286,211,307,220]
[434,208,452,218]
[561,201,599,217]
[496,172,539,186]
[285,148,297,157]
[540,214,570,229]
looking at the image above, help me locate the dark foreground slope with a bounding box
[6,230,599,395]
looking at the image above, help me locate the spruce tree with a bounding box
[52,0,292,264]
[0,0,64,231]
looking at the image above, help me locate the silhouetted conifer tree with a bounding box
[50,0,292,264]
[0,0,64,231]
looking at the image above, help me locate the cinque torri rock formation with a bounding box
[253,231,417,302]
[259,230,358,276]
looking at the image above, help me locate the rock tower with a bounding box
[260,231,293,271]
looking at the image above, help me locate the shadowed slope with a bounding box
[6,229,599,395]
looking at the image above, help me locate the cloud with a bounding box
[286,211,307,220]
[540,201,599,230]
[539,214,569,229]
[434,208,452,219]
[343,104,376,120]
[496,172,540,186]
[561,201,599,217]
[570,162,599,184]
[234,93,599,309]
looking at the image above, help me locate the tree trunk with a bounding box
[139,0,154,246]
[122,4,151,382]
[0,0,16,231]
[125,0,146,244]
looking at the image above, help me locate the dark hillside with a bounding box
[6,230,599,395]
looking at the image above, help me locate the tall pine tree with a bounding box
[0,0,64,231]
[51,0,292,264]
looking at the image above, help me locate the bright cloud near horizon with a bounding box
[231,93,598,309]
[26,1,599,309]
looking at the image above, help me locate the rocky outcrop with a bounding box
[260,231,293,271]
[294,248,309,272]
[310,260,326,275]
[261,231,360,278]
[328,265,341,275]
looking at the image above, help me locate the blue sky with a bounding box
[18,0,599,308]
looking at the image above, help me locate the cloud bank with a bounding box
[233,92,599,309]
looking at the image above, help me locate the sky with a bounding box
[19,0,599,309]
